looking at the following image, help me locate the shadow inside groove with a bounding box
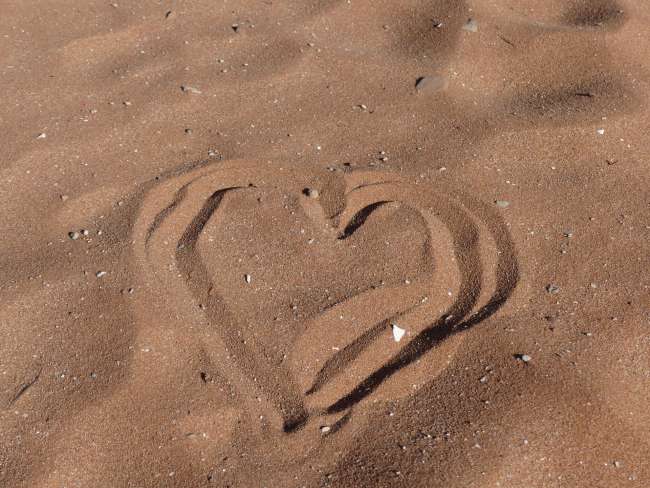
[337,201,389,240]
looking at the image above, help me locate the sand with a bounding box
[1,0,649,487]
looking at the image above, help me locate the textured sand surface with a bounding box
[1,1,649,487]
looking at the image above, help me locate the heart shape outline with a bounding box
[132,159,519,445]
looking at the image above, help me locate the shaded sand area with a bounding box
[1,1,649,486]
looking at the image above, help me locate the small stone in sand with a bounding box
[546,284,560,294]
[96,271,107,278]
[68,231,80,240]
[518,354,532,363]
[415,76,447,93]
[303,188,319,198]
[495,200,510,208]
[181,85,202,94]
[244,274,252,284]
[320,425,331,434]
[81,229,89,236]
[462,19,478,32]
[36,133,47,140]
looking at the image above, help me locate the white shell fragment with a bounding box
[391,323,406,342]
[181,85,202,94]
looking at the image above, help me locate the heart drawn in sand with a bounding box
[132,159,518,441]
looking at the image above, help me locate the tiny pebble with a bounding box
[546,284,560,294]
[181,85,202,94]
[303,188,319,198]
[68,231,80,240]
[495,200,510,208]
[519,354,532,363]
[462,19,478,32]
[244,274,252,284]
[415,76,448,93]
[96,271,107,278]
[36,133,47,140]
[320,425,331,434]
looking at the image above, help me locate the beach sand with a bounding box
[1,1,649,486]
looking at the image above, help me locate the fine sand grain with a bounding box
[1,1,649,487]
